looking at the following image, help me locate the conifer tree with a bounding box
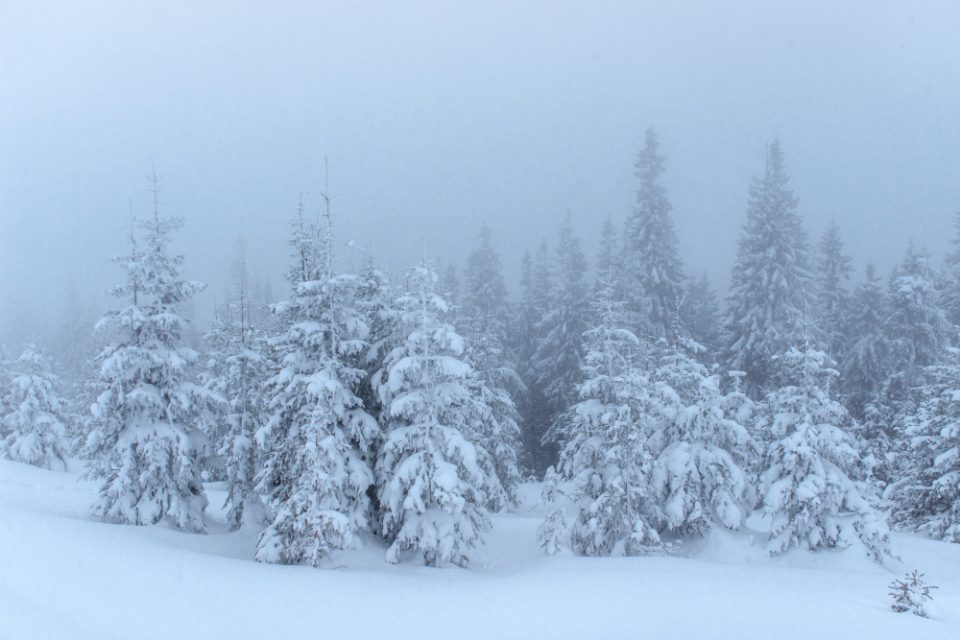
[814,219,852,363]
[886,244,948,381]
[890,347,960,542]
[723,140,811,396]
[1,346,69,471]
[595,216,620,294]
[374,260,490,566]
[460,226,523,506]
[205,246,271,530]
[841,265,890,420]
[516,242,556,476]
[255,207,379,566]
[649,348,754,535]
[85,176,212,532]
[682,271,722,361]
[757,347,890,561]
[541,263,662,556]
[533,215,589,440]
[623,128,684,339]
[940,211,960,327]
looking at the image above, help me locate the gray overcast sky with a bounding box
[2,0,959,348]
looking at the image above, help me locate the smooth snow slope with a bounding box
[0,459,957,640]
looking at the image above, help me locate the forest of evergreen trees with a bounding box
[2,131,959,567]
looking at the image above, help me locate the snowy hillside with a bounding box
[1,459,957,640]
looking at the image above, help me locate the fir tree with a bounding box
[516,242,556,477]
[533,215,589,443]
[886,243,948,380]
[682,271,722,363]
[541,267,662,556]
[85,177,213,532]
[841,265,890,420]
[205,246,271,530]
[940,211,960,327]
[1,346,69,471]
[460,225,523,505]
[595,216,620,294]
[623,128,684,339]
[724,139,811,396]
[890,348,960,542]
[757,347,890,561]
[374,261,490,567]
[814,219,852,364]
[256,208,379,566]
[649,348,755,536]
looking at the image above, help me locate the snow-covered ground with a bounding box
[0,459,957,640]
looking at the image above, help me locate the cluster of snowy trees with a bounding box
[4,132,960,567]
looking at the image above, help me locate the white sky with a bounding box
[2,0,959,347]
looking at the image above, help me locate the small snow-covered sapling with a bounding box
[889,570,938,618]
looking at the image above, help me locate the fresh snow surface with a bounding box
[0,459,957,640]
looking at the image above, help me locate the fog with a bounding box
[2,0,959,348]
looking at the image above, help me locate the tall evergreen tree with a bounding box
[540,268,662,556]
[1,346,69,471]
[533,215,589,441]
[723,139,811,396]
[85,178,212,532]
[886,244,948,380]
[841,265,890,420]
[649,348,755,536]
[515,246,554,477]
[623,128,684,339]
[255,208,379,566]
[460,225,523,505]
[683,271,722,360]
[814,219,852,363]
[374,260,490,566]
[204,246,272,530]
[595,216,620,294]
[757,346,890,561]
[890,347,960,542]
[939,211,960,327]
[516,241,557,478]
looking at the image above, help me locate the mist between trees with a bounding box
[2,130,958,567]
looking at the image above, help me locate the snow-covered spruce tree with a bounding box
[723,139,811,396]
[683,271,722,362]
[85,183,213,532]
[374,260,490,567]
[1,346,69,470]
[440,263,460,311]
[814,219,852,366]
[940,211,960,327]
[889,348,960,542]
[885,244,948,383]
[594,216,620,294]
[533,215,589,444]
[542,269,662,556]
[515,243,555,477]
[623,127,684,340]
[204,248,272,530]
[841,265,890,420]
[255,208,379,566]
[757,346,890,561]
[648,347,754,536]
[871,245,950,479]
[460,225,523,507]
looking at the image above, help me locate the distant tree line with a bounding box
[2,132,959,566]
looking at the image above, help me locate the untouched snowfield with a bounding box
[1,459,957,640]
